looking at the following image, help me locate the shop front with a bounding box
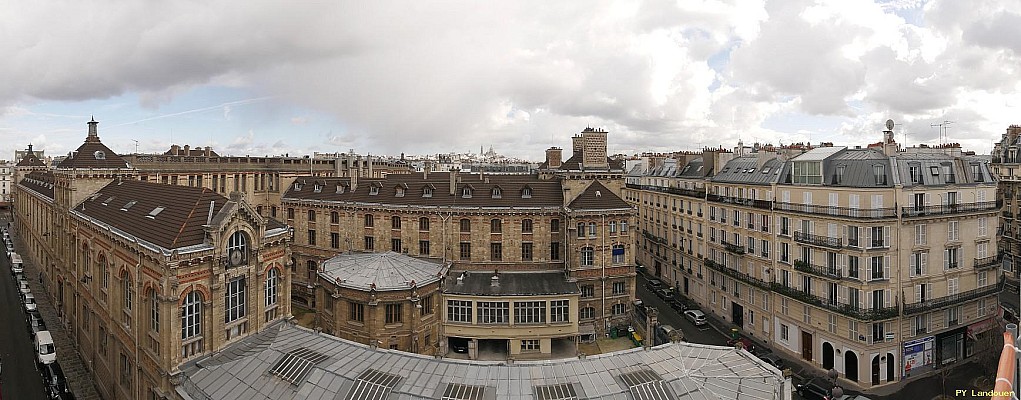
[935,326,968,367]
[903,336,935,378]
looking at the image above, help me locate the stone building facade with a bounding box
[625,127,1002,389]
[991,124,1021,289]
[13,119,292,400]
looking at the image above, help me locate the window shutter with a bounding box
[828,223,837,238]
[915,285,921,302]
[829,193,838,207]
[926,284,933,300]
[838,285,847,305]
[866,292,872,309]
[884,255,891,279]
[911,316,917,335]
[884,289,891,307]
[804,192,812,205]
[944,249,949,271]
[865,228,871,248]
[925,193,931,206]
[921,252,927,275]
[866,263,872,281]
[884,227,890,246]
[910,255,917,277]
[908,195,915,209]
[838,254,846,275]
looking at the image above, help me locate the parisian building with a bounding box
[13,118,293,400]
[624,126,1002,389]
[282,128,637,359]
[990,124,1021,289]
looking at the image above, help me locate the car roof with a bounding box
[36,330,54,342]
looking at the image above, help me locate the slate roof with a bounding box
[894,152,994,187]
[320,251,448,291]
[72,180,231,250]
[710,156,783,185]
[178,322,785,400]
[568,181,631,210]
[19,171,55,200]
[678,159,706,178]
[539,152,625,171]
[57,136,131,169]
[443,271,579,296]
[282,173,564,208]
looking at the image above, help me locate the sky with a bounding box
[1,0,1019,162]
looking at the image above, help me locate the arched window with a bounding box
[330,211,340,224]
[181,291,203,358]
[460,218,471,233]
[98,255,109,302]
[265,268,279,307]
[122,271,134,328]
[419,217,430,231]
[521,219,533,233]
[581,246,594,266]
[148,289,160,333]
[227,231,248,266]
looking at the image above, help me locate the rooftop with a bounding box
[443,270,580,296]
[177,321,787,400]
[319,251,448,292]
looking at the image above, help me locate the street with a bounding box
[1,217,47,400]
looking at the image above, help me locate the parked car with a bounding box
[655,324,682,344]
[10,252,23,274]
[757,353,785,370]
[28,310,47,338]
[42,361,73,399]
[655,288,675,301]
[19,281,32,300]
[836,395,873,400]
[645,279,664,292]
[24,292,37,312]
[449,338,469,353]
[795,376,836,400]
[668,298,687,312]
[36,330,56,365]
[683,310,707,326]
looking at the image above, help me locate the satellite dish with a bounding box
[886,119,895,130]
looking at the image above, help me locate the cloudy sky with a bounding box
[1,0,1019,161]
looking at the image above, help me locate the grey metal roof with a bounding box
[443,271,580,296]
[790,146,844,161]
[320,252,448,291]
[677,159,705,178]
[894,152,995,187]
[177,322,787,400]
[709,157,782,185]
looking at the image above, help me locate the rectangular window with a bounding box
[308,230,317,246]
[364,214,374,227]
[612,303,626,315]
[915,224,926,245]
[491,219,502,233]
[781,297,789,315]
[477,301,509,324]
[385,303,403,324]
[521,242,533,261]
[581,285,594,298]
[331,232,340,249]
[514,301,546,324]
[460,242,471,260]
[447,300,472,323]
[224,277,247,323]
[420,295,434,316]
[550,300,570,323]
[948,221,959,241]
[612,281,626,295]
[551,219,560,232]
[391,238,402,252]
[348,302,364,322]
[780,324,790,341]
[521,339,540,352]
[419,240,430,255]
[120,353,133,388]
[490,242,503,261]
[364,236,375,251]
[828,314,837,334]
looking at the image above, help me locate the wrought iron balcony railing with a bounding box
[794,260,843,279]
[721,240,746,255]
[704,258,771,290]
[794,231,843,249]
[903,278,1004,315]
[625,183,706,199]
[775,202,897,219]
[706,194,772,210]
[771,282,898,321]
[901,200,1002,218]
[974,255,1000,270]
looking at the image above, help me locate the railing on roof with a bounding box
[774,202,897,219]
[903,278,1004,315]
[706,194,772,210]
[900,200,1002,218]
[624,183,706,199]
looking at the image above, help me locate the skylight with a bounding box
[146,206,165,219]
[120,200,137,211]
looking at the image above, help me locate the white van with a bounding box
[36,330,56,365]
[24,292,37,312]
[10,252,23,274]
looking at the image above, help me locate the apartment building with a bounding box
[13,118,293,400]
[991,124,1021,289]
[625,128,1002,388]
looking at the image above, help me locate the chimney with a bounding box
[572,135,584,155]
[545,147,562,169]
[423,161,430,179]
[449,168,459,195]
[184,145,190,155]
[368,154,374,177]
[204,146,211,157]
[171,144,180,156]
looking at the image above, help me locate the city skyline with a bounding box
[1,1,1019,161]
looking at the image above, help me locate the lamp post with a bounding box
[826,368,844,399]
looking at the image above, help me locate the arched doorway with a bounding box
[845,351,858,382]
[871,355,881,385]
[822,342,834,370]
[886,352,895,382]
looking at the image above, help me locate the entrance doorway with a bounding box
[871,355,881,385]
[886,352,895,382]
[822,342,834,370]
[654,261,662,277]
[683,277,689,295]
[845,351,859,382]
[732,303,743,328]
[801,331,813,361]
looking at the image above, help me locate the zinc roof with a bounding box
[320,251,448,291]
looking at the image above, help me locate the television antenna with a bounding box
[931,120,954,145]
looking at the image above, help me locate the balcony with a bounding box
[794,260,843,279]
[721,240,746,255]
[771,283,898,321]
[903,278,1004,315]
[775,202,897,219]
[901,200,1002,218]
[704,258,771,290]
[794,231,843,249]
[707,194,772,210]
[642,229,668,245]
[625,183,706,200]
[974,255,1001,270]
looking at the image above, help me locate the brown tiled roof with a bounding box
[16,150,46,167]
[539,153,624,171]
[282,172,563,208]
[18,171,55,200]
[74,180,229,250]
[568,181,631,210]
[57,138,130,169]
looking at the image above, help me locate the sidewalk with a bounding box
[15,233,102,400]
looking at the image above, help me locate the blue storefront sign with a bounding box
[903,336,934,377]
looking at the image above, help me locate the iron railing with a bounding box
[625,183,706,199]
[704,259,771,290]
[903,278,1004,315]
[794,260,842,279]
[794,231,843,249]
[774,202,897,219]
[974,255,1000,270]
[901,200,1001,218]
[706,194,772,210]
[721,240,746,255]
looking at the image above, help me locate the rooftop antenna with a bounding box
[132,139,139,154]
[931,120,954,145]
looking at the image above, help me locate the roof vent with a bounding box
[491,274,499,287]
[595,190,602,197]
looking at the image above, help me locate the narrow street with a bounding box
[0,217,47,400]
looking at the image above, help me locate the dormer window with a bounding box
[313,183,322,193]
[873,165,887,185]
[94,150,106,160]
[491,187,502,199]
[521,186,532,199]
[293,182,303,191]
[396,187,405,197]
[462,187,473,198]
[792,161,822,184]
[336,184,345,194]
[423,187,433,198]
[369,186,379,195]
[835,165,845,184]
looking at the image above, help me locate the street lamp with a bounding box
[826,368,844,399]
